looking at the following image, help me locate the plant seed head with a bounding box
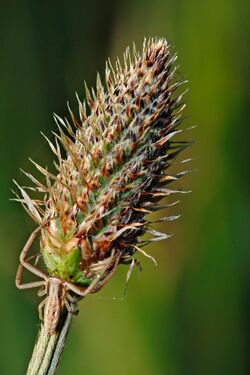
[14,37,192,289]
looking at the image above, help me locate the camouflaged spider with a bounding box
[16,222,121,335]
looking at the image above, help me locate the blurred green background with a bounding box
[0,1,249,374]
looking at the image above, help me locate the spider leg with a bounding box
[19,225,48,280]
[23,252,42,267]
[38,297,48,321]
[65,297,79,316]
[15,262,46,290]
[26,252,41,263]
[66,292,77,303]
[37,282,48,297]
[64,251,120,297]
[92,253,121,293]
[16,223,50,289]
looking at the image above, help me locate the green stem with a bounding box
[47,310,75,375]
[26,303,78,375]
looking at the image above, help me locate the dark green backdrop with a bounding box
[0,1,249,374]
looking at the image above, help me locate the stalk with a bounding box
[27,302,77,375]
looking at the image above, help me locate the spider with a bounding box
[16,221,121,335]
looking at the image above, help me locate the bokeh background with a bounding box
[0,1,249,374]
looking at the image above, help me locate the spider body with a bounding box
[40,277,66,336]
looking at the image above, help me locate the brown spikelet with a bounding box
[14,37,192,290]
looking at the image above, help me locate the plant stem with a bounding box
[26,302,78,375]
[47,309,75,375]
